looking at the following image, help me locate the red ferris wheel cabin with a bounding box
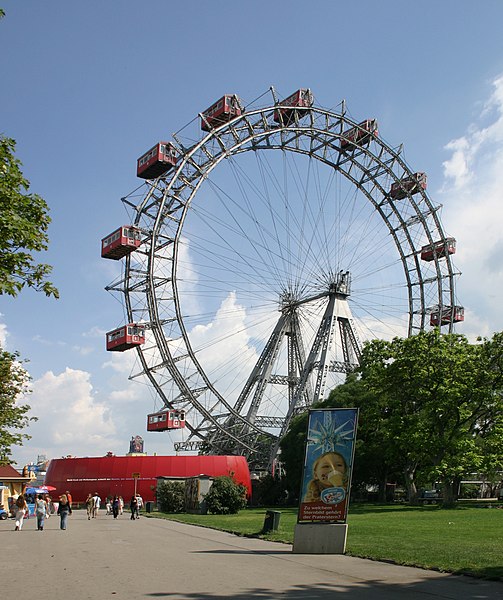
[421,237,456,262]
[106,324,146,352]
[430,306,464,327]
[200,95,242,131]
[340,119,378,150]
[390,172,427,200]
[273,88,314,125]
[137,142,178,179]
[147,410,186,432]
[101,226,141,260]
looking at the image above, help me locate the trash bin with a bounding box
[262,510,281,533]
[145,501,153,513]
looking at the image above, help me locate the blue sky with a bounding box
[2,1,503,467]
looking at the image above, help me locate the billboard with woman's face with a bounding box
[298,408,358,524]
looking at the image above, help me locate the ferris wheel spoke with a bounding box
[111,90,461,467]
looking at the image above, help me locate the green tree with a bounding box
[0,136,58,297]
[0,348,36,464]
[280,374,401,502]
[204,476,247,514]
[325,374,403,502]
[280,331,503,506]
[156,480,185,513]
[278,410,309,501]
[360,330,503,505]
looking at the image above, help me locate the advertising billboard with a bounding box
[298,408,358,524]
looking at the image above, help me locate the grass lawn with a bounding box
[150,504,503,580]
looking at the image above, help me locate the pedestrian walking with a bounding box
[57,494,72,530]
[119,496,124,515]
[136,493,143,518]
[35,494,47,531]
[44,494,52,519]
[130,495,138,520]
[14,494,28,531]
[92,492,101,518]
[85,493,94,520]
[112,495,120,519]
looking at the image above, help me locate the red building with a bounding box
[44,455,251,503]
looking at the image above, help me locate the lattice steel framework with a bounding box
[107,88,461,470]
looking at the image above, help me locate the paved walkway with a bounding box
[1,510,501,599]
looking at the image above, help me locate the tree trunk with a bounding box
[378,471,388,502]
[443,477,460,507]
[404,465,419,504]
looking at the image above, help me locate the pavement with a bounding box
[1,509,501,599]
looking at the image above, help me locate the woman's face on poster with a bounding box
[314,453,346,487]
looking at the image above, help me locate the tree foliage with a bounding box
[156,480,185,513]
[360,330,503,504]
[254,473,291,506]
[280,330,503,505]
[204,476,247,514]
[0,347,36,464]
[279,373,397,501]
[0,136,58,298]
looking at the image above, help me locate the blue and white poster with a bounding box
[298,408,358,524]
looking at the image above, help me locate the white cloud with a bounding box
[188,291,260,402]
[0,317,8,348]
[82,326,107,338]
[13,368,118,464]
[109,386,143,404]
[442,137,472,188]
[32,334,67,347]
[72,345,94,356]
[102,345,138,374]
[440,74,503,337]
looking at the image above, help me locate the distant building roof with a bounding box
[0,464,29,480]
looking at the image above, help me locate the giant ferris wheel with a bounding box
[103,87,462,470]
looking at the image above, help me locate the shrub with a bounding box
[204,476,247,514]
[157,480,185,513]
[255,474,291,506]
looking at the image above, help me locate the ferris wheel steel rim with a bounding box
[119,96,459,460]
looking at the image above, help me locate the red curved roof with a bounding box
[45,455,251,504]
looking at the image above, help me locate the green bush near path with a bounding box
[149,504,503,580]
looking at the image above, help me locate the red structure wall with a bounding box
[45,455,251,503]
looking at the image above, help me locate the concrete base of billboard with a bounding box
[292,523,348,554]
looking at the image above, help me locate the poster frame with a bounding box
[297,407,359,524]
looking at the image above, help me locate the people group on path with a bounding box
[8,490,143,530]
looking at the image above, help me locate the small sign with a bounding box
[132,472,140,479]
